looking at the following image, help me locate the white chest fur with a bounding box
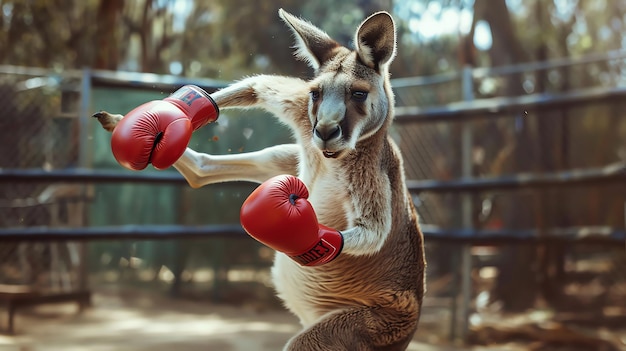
[270,163,354,326]
[271,253,321,326]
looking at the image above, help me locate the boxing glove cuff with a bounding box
[289,225,343,266]
[166,85,219,130]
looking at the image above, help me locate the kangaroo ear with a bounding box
[354,12,397,71]
[279,8,340,70]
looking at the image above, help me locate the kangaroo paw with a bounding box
[92,111,124,132]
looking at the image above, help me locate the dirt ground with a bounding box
[0,287,488,351]
[2,287,623,351]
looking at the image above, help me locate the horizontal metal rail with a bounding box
[390,71,461,88]
[0,224,247,242]
[421,225,625,246]
[88,69,229,92]
[0,168,252,189]
[0,224,622,246]
[2,168,186,184]
[472,49,626,79]
[0,65,71,78]
[3,163,623,193]
[389,49,626,88]
[0,65,228,92]
[395,85,626,123]
[407,162,626,193]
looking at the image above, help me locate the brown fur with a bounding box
[94,9,425,351]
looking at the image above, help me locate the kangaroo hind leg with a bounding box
[284,305,418,351]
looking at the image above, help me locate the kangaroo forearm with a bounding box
[173,145,300,188]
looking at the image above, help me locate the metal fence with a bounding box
[0,50,625,341]
[391,50,626,341]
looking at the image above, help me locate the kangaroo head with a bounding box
[279,9,396,159]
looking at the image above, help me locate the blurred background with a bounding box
[0,0,625,350]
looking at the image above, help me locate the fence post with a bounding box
[79,68,93,168]
[77,68,93,294]
[459,65,475,342]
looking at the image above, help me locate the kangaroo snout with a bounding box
[314,124,341,142]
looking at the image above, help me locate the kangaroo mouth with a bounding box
[322,150,340,158]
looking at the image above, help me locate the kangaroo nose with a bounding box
[314,124,341,141]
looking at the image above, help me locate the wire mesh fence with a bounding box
[389,51,626,344]
[0,69,88,301]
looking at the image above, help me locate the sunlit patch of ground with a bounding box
[0,288,298,351]
[0,287,535,351]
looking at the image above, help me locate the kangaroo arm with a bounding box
[212,75,311,134]
[340,192,393,257]
[173,144,300,188]
[93,74,310,132]
[92,111,300,187]
[335,165,396,257]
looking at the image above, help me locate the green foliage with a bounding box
[1,0,624,81]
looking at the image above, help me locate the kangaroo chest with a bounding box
[303,172,353,231]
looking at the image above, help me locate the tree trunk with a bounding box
[474,0,537,312]
[95,0,124,70]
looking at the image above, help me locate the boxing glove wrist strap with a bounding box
[289,226,343,266]
[166,85,220,130]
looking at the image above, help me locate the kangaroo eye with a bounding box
[351,91,368,102]
[310,90,320,101]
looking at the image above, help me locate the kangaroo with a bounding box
[95,9,425,351]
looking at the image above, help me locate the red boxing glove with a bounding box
[110,85,219,171]
[240,175,343,266]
